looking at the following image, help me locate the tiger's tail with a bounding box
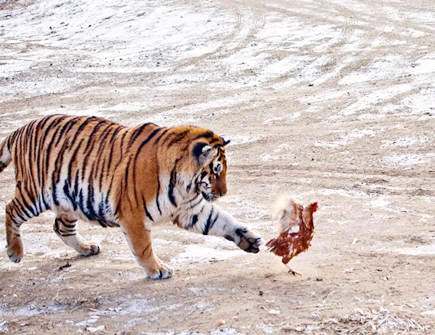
[0,135,12,173]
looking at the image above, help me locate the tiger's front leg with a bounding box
[120,220,173,280]
[174,201,262,253]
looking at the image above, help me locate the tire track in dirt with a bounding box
[260,0,390,89]
[173,1,265,72]
[241,0,434,116]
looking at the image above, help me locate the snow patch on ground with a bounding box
[330,84,415,119]
[170,244,245,267]
[382,153,435,167]
[370,197,391,209]
[381,136,428,148]
[211,328,246,335]
[228,135,264,145]
[307,188,369,199]
[256,322,276,334]
[263,112,301,124]
[315,129,376,149]
[393,243,435,256]
[0,301,69,317]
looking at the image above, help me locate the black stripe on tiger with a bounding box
[78,188,95,222]
[44,124,63,175]
[72,116,97,141]
[155,162,162,215]
[84,120,107,154]
[52,140,71,206]
[10,199,28,223]
[81,123,113,183]
[98,198,108,220]
[130,127,164,203]
[189,196,203,209]
[132,127,163,166]
[15,187,36,218]
[193,131,214,141]
[208,137,220,145]
[128,123,155,146]
[153,128,169,144]
[86,183,99,222]
[168,158,182,207]
[63,182,76,210]
[167,130,189,147]
[55,117,80,147]
[189,214,198,228]
[142,197,154,222]
[54,218,76,237]
[93,125,118,185]
[109,131,128,191]
[61,220,76,229]
[88,124,112,184]
[118,156,136,213]
[203,207,216,235]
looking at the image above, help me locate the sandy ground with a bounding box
[1,0,434,334]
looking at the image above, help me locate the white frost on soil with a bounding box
[370,197,391,209]
[227,135,264,146]
[0,302,68,317]
[170,244,245,267]
[382,153,435,167]
[330,84,416,120]
[256,323,276,334]
[394,243,435,256]
[210,328,246,335]
[381,136,428,148]
[314,129,376,149]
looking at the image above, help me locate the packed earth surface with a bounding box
[0,0,434,334]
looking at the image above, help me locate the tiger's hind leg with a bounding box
[53,216,100,256]
[5,198,39,263]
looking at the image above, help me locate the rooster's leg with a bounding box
[286,265,302,276]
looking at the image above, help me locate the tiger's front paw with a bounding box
[7,238,23,263]
[146,262,173,280]
[227,227,262,253]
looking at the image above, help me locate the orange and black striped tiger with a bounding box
[0,114,261,279]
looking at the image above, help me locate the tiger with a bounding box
[0,114,261,279]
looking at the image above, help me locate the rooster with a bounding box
[266,196,318,275]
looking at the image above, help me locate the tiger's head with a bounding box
[191,135,230,202]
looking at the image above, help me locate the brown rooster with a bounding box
[266,197,318,275]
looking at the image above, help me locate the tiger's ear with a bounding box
[222,138,231,146]
[193,142,216,166]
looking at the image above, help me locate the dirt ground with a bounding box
[0,0,434,334]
